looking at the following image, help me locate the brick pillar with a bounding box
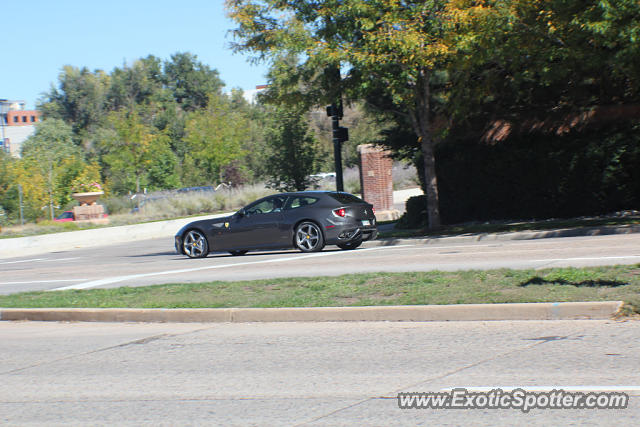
[358,144,393,211]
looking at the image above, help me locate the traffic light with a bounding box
[326,103,343,119]
[334,126,348,143]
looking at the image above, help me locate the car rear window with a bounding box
[328,192,364,204]
[286,196,319,210]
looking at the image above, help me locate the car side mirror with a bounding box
[236,208,245,218]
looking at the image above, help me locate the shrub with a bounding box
[395,195,428,229]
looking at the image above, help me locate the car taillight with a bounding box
[372,207,376,214]
[333,208,346,217]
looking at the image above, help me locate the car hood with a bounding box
[176,216,233,236]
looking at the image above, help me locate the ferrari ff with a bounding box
[175,191,378,258]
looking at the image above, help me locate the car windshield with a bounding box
[328,192,364,204]
[245,196,287,215]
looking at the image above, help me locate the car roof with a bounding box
[278,191,348,196]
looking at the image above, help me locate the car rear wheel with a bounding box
[183,229,209,258]
[229,250,248,256]
[337,239,362,250]
[295,222,324,253]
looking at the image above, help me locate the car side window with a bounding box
[285,196,319,210]
[245,196,287,215]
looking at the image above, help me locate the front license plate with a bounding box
[361,220,370,226]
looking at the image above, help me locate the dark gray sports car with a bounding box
[175,191,378,258]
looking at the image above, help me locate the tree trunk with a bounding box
[411,68,441,230]
[420,133,441,229]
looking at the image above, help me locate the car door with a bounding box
[225,195,289,249]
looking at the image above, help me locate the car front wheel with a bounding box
[295,222,324,253]
[182,229,209,258]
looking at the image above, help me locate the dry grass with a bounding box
[0,184,273,238]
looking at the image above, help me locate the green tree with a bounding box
[182,95,248,186]
[20,119,81,220]
[446,0,640,124]
[227,0,467,229]
[0,151,15,221]
[100,108,178,193]
[164,52,225,111]
[264,104,319,191]
[38,66,110,144]
[106,55,165,110]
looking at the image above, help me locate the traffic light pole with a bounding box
[327,102,348,192]
[331,112,344,192]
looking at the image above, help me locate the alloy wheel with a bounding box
[183,230,208,258]
[295,222,324,252]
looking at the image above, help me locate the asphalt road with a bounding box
[0,320,638,426]
[1,233,639,294]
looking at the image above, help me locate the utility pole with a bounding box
[325,63,349,192]
[326,101,348,192]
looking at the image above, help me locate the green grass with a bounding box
[1,266,638,314]
[380,216,640,239]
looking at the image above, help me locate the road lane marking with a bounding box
[0,258,46,265]
[0,257,80,266]
[52,245,417,291]
[530,255,640,262]
[0,279,89,285]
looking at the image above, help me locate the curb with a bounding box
[0,213,229,259]
[0,301,623,323]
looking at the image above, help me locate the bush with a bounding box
[395,195,428,229]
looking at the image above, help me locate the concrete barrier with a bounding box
[0,213,229,259]
[0,301,624,323]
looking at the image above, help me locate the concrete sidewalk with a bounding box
[0,301,624,323]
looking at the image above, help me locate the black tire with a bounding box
[294,221,325,253]
[182,229,209,258]
[337,240,362,250]
[229,250,248,256]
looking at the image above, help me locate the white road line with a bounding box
[441,386,640,393]
[0,258,46,265]
[0,279,89,285]
[52,245,416,291]
[530,255,640,262]
[0,257,80,266]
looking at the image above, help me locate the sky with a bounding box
[1,0,270,109]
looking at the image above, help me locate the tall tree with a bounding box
[164,52,225,111]
[20,119,81,220]
[264,104,319,191]
[100,108,177,193]
[446,0,640,125]
[38,66,110,143]
[227,0,469,229]
[106,55,165,110]
[182,95,248,185]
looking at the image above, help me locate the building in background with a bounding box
[0,99,41,157]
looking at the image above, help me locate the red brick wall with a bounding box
[358,144,393,211]
[7,110,40,126]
